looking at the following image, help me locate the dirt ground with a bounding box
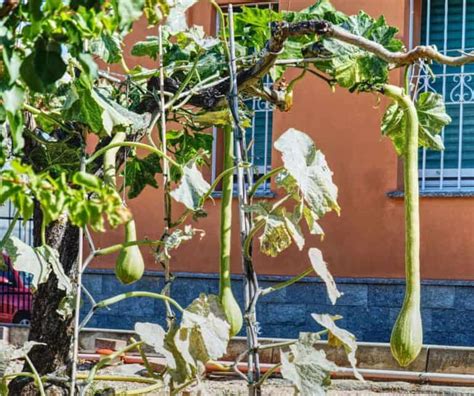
[81,364,474,395]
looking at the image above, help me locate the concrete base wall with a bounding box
[81,270,474,346]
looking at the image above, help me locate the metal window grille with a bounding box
[414,0,474,191]
[212,2,277,192]
[0,201,34,245]
[0,202,33,324]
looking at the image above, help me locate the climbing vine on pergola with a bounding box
[0,0,471,394]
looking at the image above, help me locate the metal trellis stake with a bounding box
[227,6,262,395]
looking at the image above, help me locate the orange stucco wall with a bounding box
[92,0,474,281]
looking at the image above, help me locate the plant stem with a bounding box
[75,374,157,384]
[25,355,46,396]
[0,210,20,250]
[94,239,162,256]
[249,166,284,198]
[255,363,281,387]
[94,291,184,312]
[260,266,314,296]
[86,141,179,168]
[103,132,126,187]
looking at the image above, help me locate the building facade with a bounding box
[4,0,474,345]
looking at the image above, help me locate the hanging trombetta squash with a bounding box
[384,85,423,367]
[115,219,145,285]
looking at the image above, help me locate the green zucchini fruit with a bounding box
[115,219,145,285]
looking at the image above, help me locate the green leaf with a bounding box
[20,38,67,92]
[156,225,200,262]
[2,51,21,84]
[2,86,24,114]
[0,341,44,377]
[280,332,337,396]
[165,0,198,35]
[274,128,340,218]
[136,294,230,385]
[170,162,210,211]
[308,248,341,305]
[64,81,149,135]
[6,111,24,154]
[259,213,292,257]
[234,6,282,52]
[4,237,50,290]
[36,245,72,293]
[312,313,363,381]
[124,153,162,199]
[91,33,123,64]
[131,37,160,60]
[114,0,144,30]
[181,294,230,362]
[309,11,403,91]
[381,92,451,155]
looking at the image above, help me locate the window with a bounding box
[417,0,474,191]
[211,3,277,193]
[0,201,34,246]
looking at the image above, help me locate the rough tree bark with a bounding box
[9,207,79,395]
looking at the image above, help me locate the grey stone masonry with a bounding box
[81,270,473,346]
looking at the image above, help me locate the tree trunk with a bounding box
[9,205,80,395]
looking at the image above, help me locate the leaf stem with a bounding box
[94,239,162,256]
[249,166,284,198]
[260,266,314,296]
[243,219,265,259]
[86,141,179,168]
[25,355,46,396]
[0,210,20,250]
[94,291,184,312]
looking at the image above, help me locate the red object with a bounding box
[0,253,32,325]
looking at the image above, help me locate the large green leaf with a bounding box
[64,82,149,136]
[136,294,230,385]
[308,248,341,305]
[0,342,44,377]
[381,92,451,155]
[274,128,339,218]
[113,0,144,30]
[280,332,336,396]
[124,153,162,199]
[90,33,123,64]
[312,313,363,381]
[309,11,403,91]
[170,162,210,211]
[165,0,198,35]
[5,238,72,293]
[20,38,67,92]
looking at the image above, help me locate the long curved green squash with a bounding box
[219,125,243,336]
[383,85,422,367]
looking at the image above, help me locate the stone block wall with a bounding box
[81,270,474,346]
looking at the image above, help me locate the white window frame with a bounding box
[412,0,474,192]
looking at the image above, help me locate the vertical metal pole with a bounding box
[228,6,261,395]
[70,158,85,395]
[158,25,174,325]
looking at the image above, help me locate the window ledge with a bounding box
[211,189,276,199]
[387,190,474,198]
